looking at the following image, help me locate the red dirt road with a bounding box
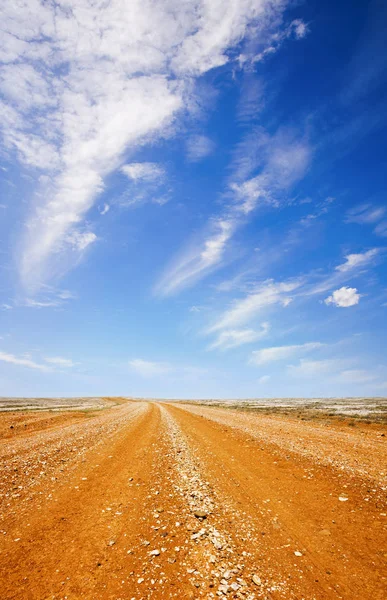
[0,401,386,599]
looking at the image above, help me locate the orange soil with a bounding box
[0,402,386,599]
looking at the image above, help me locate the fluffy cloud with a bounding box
[1,0,290,291]
[325,286,360,308]
[249,342,322,365]
[209,322,270,350]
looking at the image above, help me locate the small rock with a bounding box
[252,574,261,585]
[149,549,160,556]
[294,551,302,557]
[339,496,348,502]
[194,510,207,519]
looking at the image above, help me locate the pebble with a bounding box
[194,510,208,519]
[149,549,160,556]
[252,574,261,585]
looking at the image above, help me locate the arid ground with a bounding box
[0,398,386,599]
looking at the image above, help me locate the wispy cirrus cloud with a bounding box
[346,203,387,238]
[129,358,207,379]
[119,162,169,207]
[305,248,382,297]
[156,128,312,296]
[21,286,76,309]
[239,18,308,66]
[0,350,51,372]
[346,203,385,225]
[129,358,172,378]
[287,358,345,377]
[1,0,295,292]
[209,322,270,350]
[186,135,215,162]
[44,356,75,368]
[155,218,235,296]
[335,249,379,273]
[249,342,323,365]
[208,279,299,332]
[121,163,165,182]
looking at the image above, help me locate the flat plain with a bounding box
[0,397,386,599]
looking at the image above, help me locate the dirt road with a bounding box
[0,401,386,599]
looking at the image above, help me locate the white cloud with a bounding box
[325,286,360,308]
[230,133,311,215]
[129,358,172,378]
[189,305,205,313]
[186,135,215,162]
[100,203,110,215]
[1,303,13,310]
[374,221,387,237]
[0,350,50,371]
[1,0,292,291]
[338,369,377,384]
[346,203,385,225]
[155,129,311,296]
[121,162,165,182]
[128,358,208,380]
[209,322,270,350]
[24,298,62,308]
[258,375,270,384]
[239,19,308,66]
[118,161,171,208]
[44,356,75,368]
[287,358,340,377]
[155,218,235,296]
[66,231,98,252]
[288,360,384,385]
[23,286,76,308]
[250,341,323,365]
[209,279,299,332]
[335,249,379,273]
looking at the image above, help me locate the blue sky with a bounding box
[0,0,386,398]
